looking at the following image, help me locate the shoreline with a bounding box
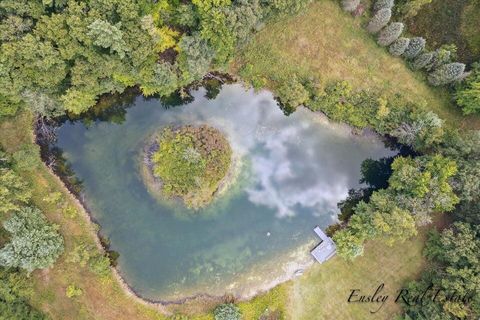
[33,79,397,314]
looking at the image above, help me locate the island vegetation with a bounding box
[145,125,232,209]
[0,0,479,319]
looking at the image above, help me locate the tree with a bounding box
[389,37,410,56]
[0,266,47,320]
[333,228,365,260]
[276,76,309,114]
[374,0,395,11]
[177,34,215,81]
[402,223,480,319]
[341,0,360,12]
[389,155,459,224]
[428,63,466,86]
[412,51,434,70]
[87,20,128,58]
[392,110,444,151]
[455,62,480,115]
[214,303,242,320]
[377,22,404,46]
[0,207,64,273]
[0,168,31,215]
[139,63,179,97]
[367,8,392,34]
[402,37,425,59]
[61,89,97,115]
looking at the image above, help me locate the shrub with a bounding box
[412,52,434,70]
[389,37,410,56]
[367,8,392,34]
[374,0,395,11]
[455,62,480,115]
[88,254,111,277]
[402,37,425,59]
[341,0,360,12]
[214,303,242,320]
[428,63,466,86]
[65,284,83,298]
[12,144,40,171]
[425,47,454,71]
[0,207,64,273]
[276,76,309,114]
[377,22,404,46]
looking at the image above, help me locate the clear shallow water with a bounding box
[55,84,395,301]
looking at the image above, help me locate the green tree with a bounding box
[402,223,480,319]
[0,266,46,320]
[402,37,425,59]
[455,62,480,115]
[177,34,215,81]
[412,51,434,70]
[214,303,242,320]
[389,37,410,56]
[276,76,309,114]
[374,0,395,11]
[389,155,459,224]
[139,63,179,97]
[0,207,64,273]
[87,20,128,58]
[377,22,404,46]
[0,168,31,215]
[367,8,392,34]
[428,62,466,86]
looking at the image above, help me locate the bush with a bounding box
[214,303,242,320]
[367,8,392,34]
[341,0,360,12]
[377,22,404,46]
[65,284,83,298]
[402,37,425,59]
[455,63,480,115]
[412,52,434,70]
[374,0,395,11]
[389,37,410,56]
[12,144,40,171]
[425,48,453,71]
[428,63,466,86]
[276,76,309,114]
[0,207,64,273]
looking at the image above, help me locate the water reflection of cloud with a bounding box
[160,85,391,219]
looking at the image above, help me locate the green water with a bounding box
[55,84,395,301]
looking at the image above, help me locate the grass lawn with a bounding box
[232,0,480,130]
[287,228,428,320]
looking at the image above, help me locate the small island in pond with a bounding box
[143,124,232,209]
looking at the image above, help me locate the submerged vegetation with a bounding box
[148,125,232,209]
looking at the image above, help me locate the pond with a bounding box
[54,84,396,301]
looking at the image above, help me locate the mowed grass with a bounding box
[287,228,428,320]
[232,0,480,129]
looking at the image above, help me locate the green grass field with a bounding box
[233,0,480,129]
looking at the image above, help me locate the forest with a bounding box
[0,0,479,319]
